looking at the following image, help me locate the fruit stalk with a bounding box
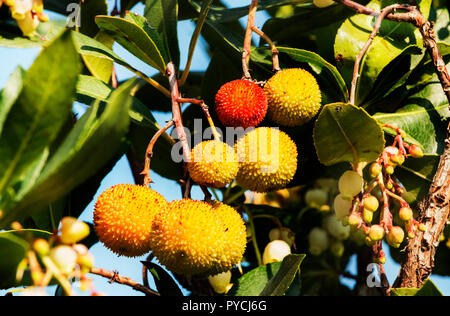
[242,0,259,79]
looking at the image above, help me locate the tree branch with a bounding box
[90,267,159,296]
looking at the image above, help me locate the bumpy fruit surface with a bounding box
[308,227,329,256]
[333,194,352,220]
[235,127,298,193]
[188,140,238,188]
[60,217,90,244]
[262,240,291,265]
[264,68,322,126]
[149,200,246,275]
[208,271,233,294]
[338,171,364,198]
[215,79,267,129]
[94,184,168,257]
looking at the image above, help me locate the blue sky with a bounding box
[0,0,448,296]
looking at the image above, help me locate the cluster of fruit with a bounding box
[93,184,247,277]
[188,68,322,193]
[1,0,48,37]
[333,127,426,263]
[14,217,95,295]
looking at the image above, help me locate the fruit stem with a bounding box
[251,26,281,73]
[244,206,263,266]
[242,0,259,79]
[176,97,222,141]
[224,187,247,204]
[141,119,175,187]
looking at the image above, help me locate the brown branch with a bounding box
[141,120,175,187]
[91,267,159,296]
[251,26,281,73]
[242,0,258,79]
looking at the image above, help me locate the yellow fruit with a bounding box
[264,68,322,126]
[149,200,247,275]
[235,127,298,192]
[60,217,90,245]
[188,140,238,188]
[93,184,168,257]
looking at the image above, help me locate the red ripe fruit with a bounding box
[215,80,268,129]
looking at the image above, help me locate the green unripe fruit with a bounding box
[369,163,382,178]
[408,230,416,239]
[77,253,95,272]
[368,225,385,241]
[399,207,413,221]
[305,189,328,209]
[363,196,379,212]
[391,153,405,165]
[324,214,350,240]
[262,240,291,265]
[313,0,335,8]
[338,171,364,198]
[365,236,376,247]
[363,209,373,224]
[264,68,322,126]
[208,271,232,294]
[386,226,405,248]
[60,217,90,245]
[308,227,329,256]
[330,240,345,258]
[418,223,427,232]
[49,245,78,275]
[333,194,352,220]
[385,165,395,175]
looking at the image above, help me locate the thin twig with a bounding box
[141,120,175,187]
[251,26,281,73]
[91,267,160,296]
[242,0,259,79]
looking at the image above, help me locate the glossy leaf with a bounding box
[79,0,108,37]
[229,255,304,296]
[0,79,135,228]
[81,32,114,84]
[396,154,440,204]
[142,261,183,296]
[334,0,432,105]
[313,103,385,165]
[0,31,81,225]
[144,0,180,66]
[95,15,167,72]
[0,67,26,136]
[0,232,29,289]
[259,254,306,296]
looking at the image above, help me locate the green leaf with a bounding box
[313,103,385,165]
[81,32,115,84]
[0,31,81,218]
[142,261,183,296]
[229,255,304,296]
[79,0,108,37]
[395,154,440,204]
[95,15,167,72]
[144,0,180,66]
[373,99,450,155]
[0,67,26,136]
[259,254,306,296]
[0,79,135,229]
[0,232,28,289]
[391,279,443,296]
[334,0,432,105]
[276,47,349,102]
